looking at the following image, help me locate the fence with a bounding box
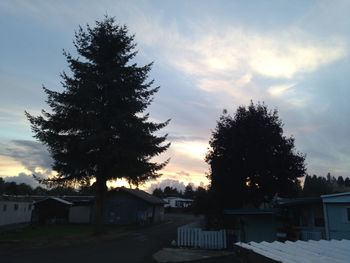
[177,226,227,249]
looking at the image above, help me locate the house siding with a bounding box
[69,205,91,223]
[0,200,32,226]
[240,214,278,242]
[323,203,350,240]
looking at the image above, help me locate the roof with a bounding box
[163,197,193,202]
[236,239,350,263]
[0,195,34,203]
[224,209,275,215]
[275,197,322,206]
[111,187,165,205]
[60,196,95,205]
[321,192,350,198]
[35,197,73,205]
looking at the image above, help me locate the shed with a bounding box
[103,187,165,225]
[33,197,72,225]
[321,192,350,240]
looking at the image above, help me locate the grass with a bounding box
[0,224,93,241]
[0,224,132,248]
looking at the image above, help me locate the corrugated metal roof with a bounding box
[236,239,350,263]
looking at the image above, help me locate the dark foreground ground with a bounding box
[0,213,205,263]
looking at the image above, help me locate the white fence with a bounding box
[177,226,227,249]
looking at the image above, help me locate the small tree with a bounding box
[163,186,179,197]
[26,17,170,231]
[184,183,195,199]
[206,102,306,209]
[152,187,164,198]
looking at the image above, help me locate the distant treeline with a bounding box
[2,173,350,200]
[301,173,350,197]
[0,177,94,196]
[152,184,199,199]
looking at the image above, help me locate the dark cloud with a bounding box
[0,140,52,173]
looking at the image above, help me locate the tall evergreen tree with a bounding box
[26,17,170,231]
[206,102,306,209]
[345,177,350,187]
[337,175,344,186]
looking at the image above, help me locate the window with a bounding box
[14,204,18,211]
[3,204,7,212]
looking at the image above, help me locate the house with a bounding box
[163,197,193,208]
[321,191,350,240]
[223,197,326,243]
[103,187,165,225]
[276,197,325,240]
[0,195,33,226]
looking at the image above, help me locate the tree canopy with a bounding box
[25,17,170,229]
[206,102,306,209]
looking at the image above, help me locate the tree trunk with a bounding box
[94,176,107,234]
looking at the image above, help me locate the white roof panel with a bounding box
[236,239,350,263]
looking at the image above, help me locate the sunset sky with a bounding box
[1,0,350,192]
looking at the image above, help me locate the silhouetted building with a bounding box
[103,188,165,225]
[32,197,72,225]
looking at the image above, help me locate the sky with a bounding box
[1,0,350,192]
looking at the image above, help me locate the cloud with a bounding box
[0,140,53,182]
[176,171,190,177]
[146,24,346,81]
[171,140,209,161]
[147,179,187,193]
[131,16,347,113]
[0,155,31,177]
[248,38,345,79]
[268,83,295,97]
[3,172,40,188]
[168,135,207,142]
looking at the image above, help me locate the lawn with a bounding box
[0,224,131,248]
